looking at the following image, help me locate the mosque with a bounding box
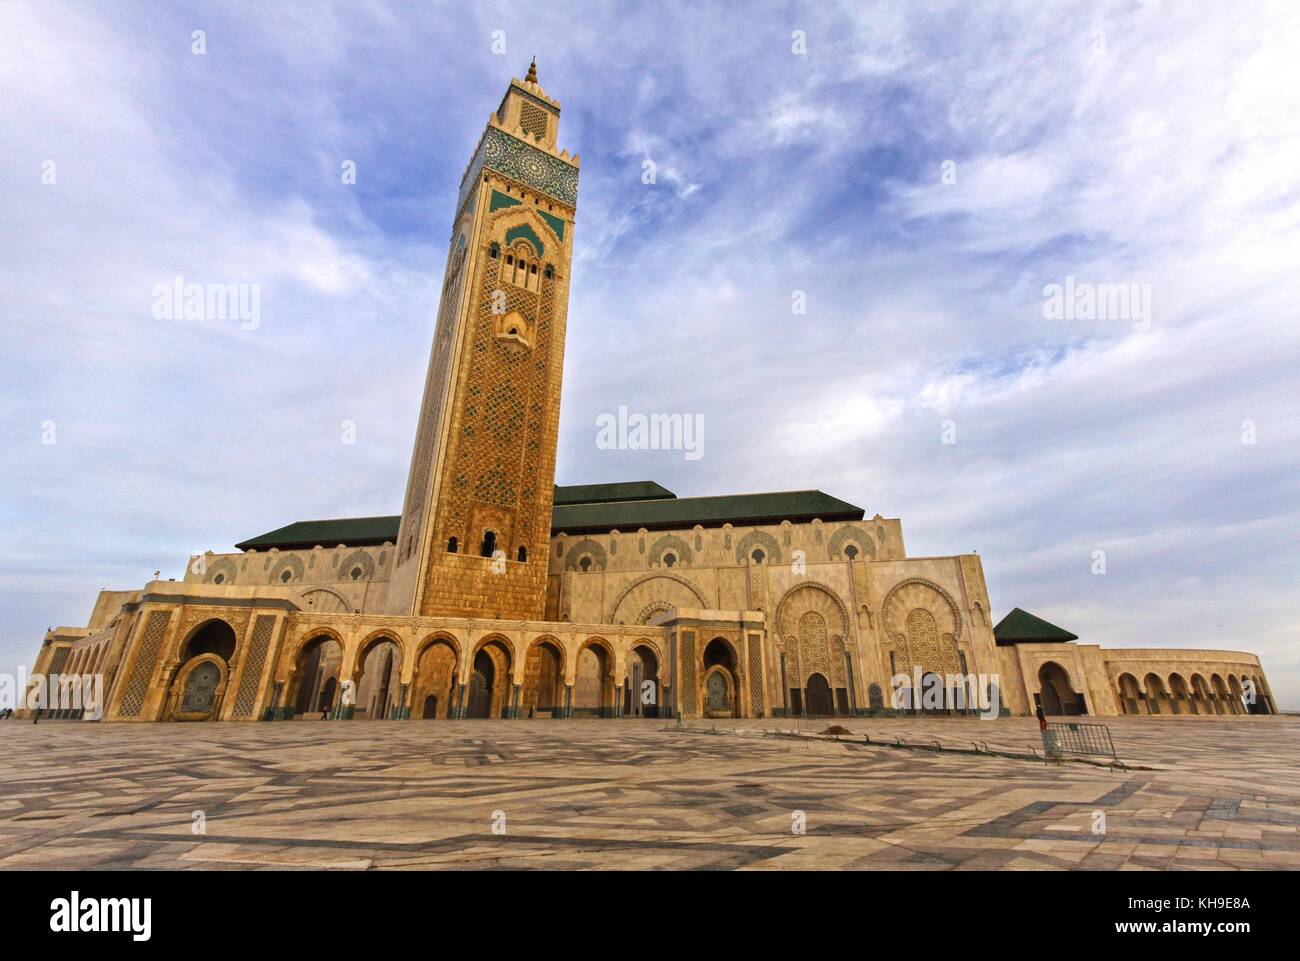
[28,64,1277,723]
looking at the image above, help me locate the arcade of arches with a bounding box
[34,594,1279,723]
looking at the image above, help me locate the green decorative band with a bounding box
[539,210,566,240]
[459,126,579,212]
[490,190,522,212]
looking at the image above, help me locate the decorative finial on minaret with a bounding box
[525,57,538,83]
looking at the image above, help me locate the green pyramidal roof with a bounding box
[234,483,865,551]
[993,607,1079,646]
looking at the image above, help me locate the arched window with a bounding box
[579,556,592,572]
[663,552,676,567]
[517,545,528,563]
[213,573,225,584]
[488,242,499,259]
[481,530,497,558]
[447,537,458,554]
[280,569,293,583]
[544,264,555,279]
[350,567,363,581]
[844,545,858,560]
[751,549,765,564]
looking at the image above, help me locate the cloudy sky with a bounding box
[2,0,1297,708]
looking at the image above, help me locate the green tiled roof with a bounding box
[552,481,674,506]
[550,489,863,535]
[235,484,864,550]
[993,607,1079,646]
[235,516,400,552]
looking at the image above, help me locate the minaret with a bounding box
[385,62,580,619]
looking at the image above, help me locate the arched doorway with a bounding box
[467,651,494,718]
[179,661,222,718]
[704,669,733,716]
[574,641,613,717]
[354,637,402,720]
[624,645,660,718]
[410,639,457,721]
[702,638,738,718]
[1116,673,1141,715]
[290,634,343,718]
[466,639,512,718]
[522,640,564,718]
[167,619,238,720]
[1037,662,1079,716]
[805,673,833,716]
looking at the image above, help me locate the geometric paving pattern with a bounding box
[2,716,1297,870]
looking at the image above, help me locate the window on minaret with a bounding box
[481,530,497,558]
[448,537,458,554]
[517,546,528,563]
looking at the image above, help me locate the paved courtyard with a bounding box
[2,715,1297,870]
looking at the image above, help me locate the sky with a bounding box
[2,0,1297,708]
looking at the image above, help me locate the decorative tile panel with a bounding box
[459,126,578,212]
[119,611,170,717]
[232,614,276,717]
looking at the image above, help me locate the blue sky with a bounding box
[2,0,1298,707]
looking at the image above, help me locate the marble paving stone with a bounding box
[1,715,1297,870]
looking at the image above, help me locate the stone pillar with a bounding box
[510,683,521,719]
[563,684,573,719]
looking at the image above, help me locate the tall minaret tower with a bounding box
[386,60,579,619]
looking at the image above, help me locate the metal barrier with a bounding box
[1042,721,1123,769]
